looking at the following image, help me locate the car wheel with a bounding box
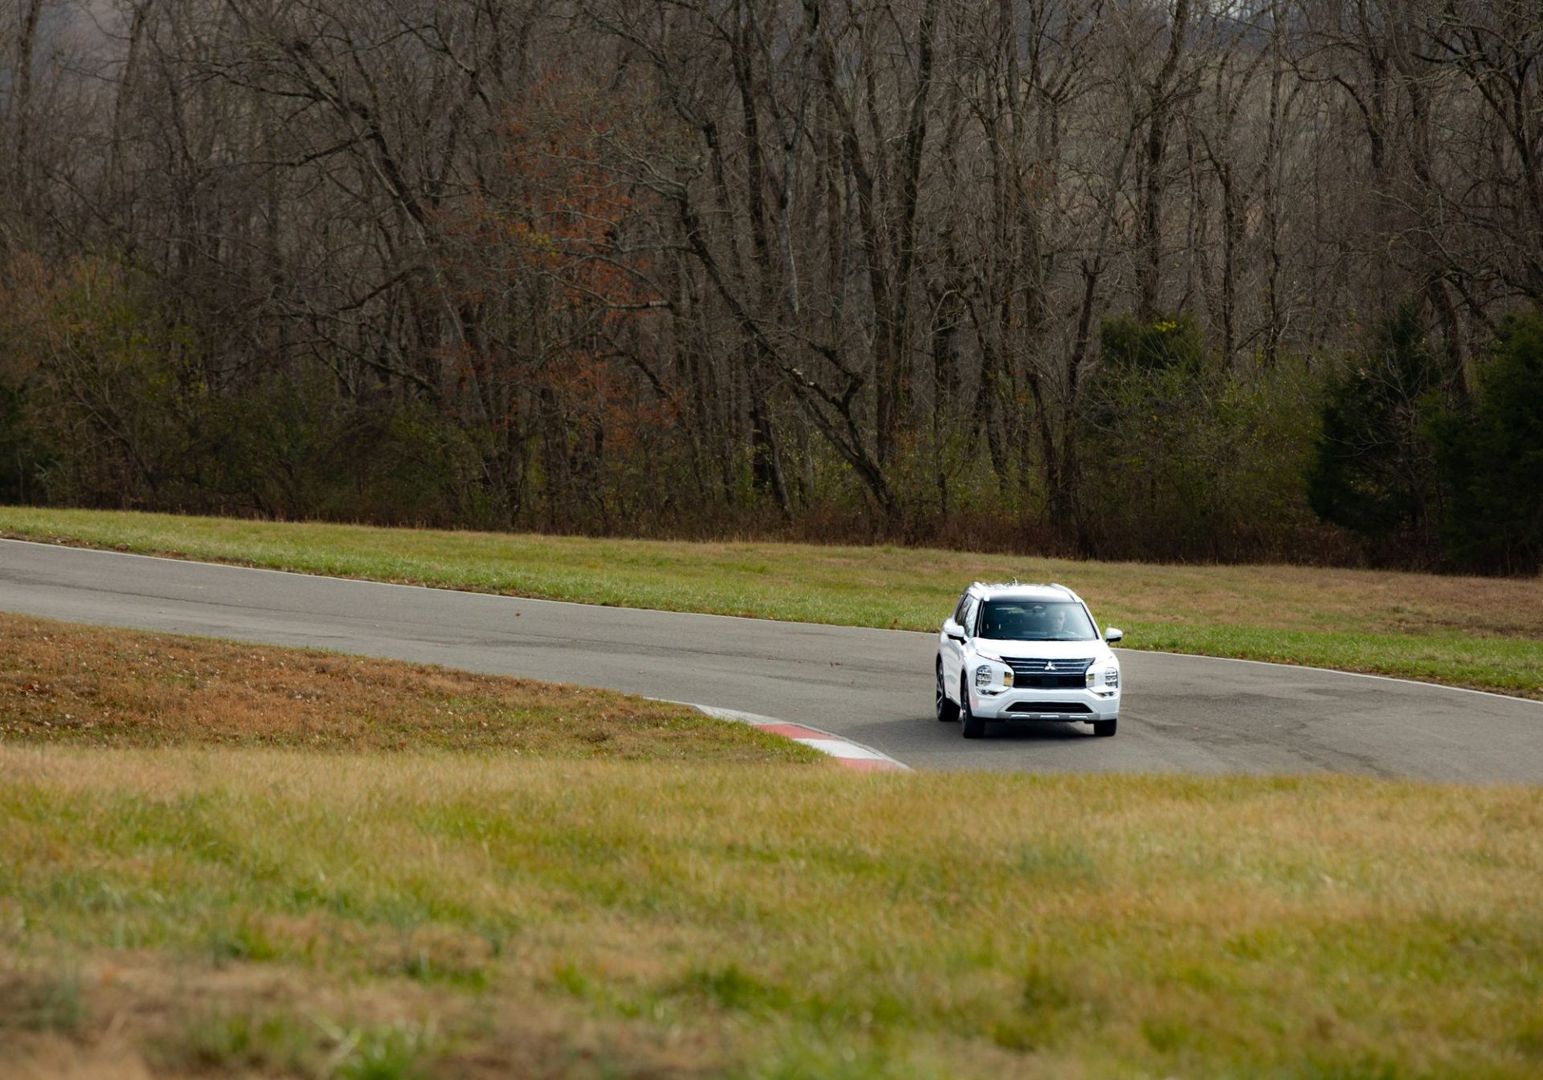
[936,659,959,722]
[1091,718,1117,737]
[960,676,986,739]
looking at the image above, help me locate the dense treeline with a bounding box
[1,0,1540,571]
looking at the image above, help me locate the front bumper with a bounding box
[969,686,1119,722]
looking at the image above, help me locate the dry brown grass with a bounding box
[1085,558,1543,638]
[0,613,816,764]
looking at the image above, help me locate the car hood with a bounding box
[974,637,1112,661]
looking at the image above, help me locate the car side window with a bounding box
[961,597,979,637]
[952,592,970,626]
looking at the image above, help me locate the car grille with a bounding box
[1004,656,1094,690]
[1005,701,1091,715]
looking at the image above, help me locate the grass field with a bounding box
[2,506,1540,698]
[4,748,1541,1076]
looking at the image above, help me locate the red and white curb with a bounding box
[686,704,910,772]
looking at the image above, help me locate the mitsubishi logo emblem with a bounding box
[1043,661,1054,671]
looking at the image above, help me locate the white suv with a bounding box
[936,582,1123,739]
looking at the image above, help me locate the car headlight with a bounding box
[974,663,1013,690]
[1087,666,1120,689]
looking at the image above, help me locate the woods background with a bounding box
[2,1,1540,571]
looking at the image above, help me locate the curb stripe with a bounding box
[770,731,903,769]
[755,723,832,740]
[790,738,889,760]
[681,703,909,772]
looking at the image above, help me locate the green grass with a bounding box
[2,747,1541,1076]
[2,506,1539,697]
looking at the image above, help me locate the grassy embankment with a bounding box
[2,506,1541,698]
[3,616,1542,1076]
[0,614,814,763]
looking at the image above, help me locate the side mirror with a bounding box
[1104,627,1124,645]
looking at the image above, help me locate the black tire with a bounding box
[960,676,986,739]
[1091,718,1117,737]
[936,659,959,722]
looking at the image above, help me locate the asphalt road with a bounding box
[2,538,1538,780]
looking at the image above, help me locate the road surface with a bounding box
[2,539,1537,780]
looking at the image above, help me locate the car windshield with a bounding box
[977,600,1096,641]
